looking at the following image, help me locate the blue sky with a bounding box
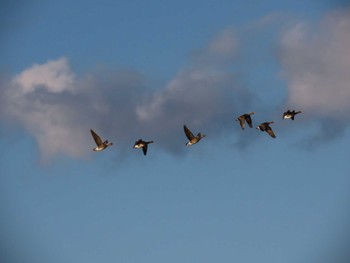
[1,1,350,263]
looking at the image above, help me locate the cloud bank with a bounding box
[0,29,253,160]
[5,8,349,161]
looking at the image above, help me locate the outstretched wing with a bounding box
[184,125,194,140]
[245,115,253,128]
[238,116,245,130]
[142,145,148,156]
[266,127,276,138]
[90,129,103,146]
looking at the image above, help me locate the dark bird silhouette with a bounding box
[183,125,206,146]
[256,122,276,138]
[133,139,154,156]
[236,112,255,130]
[90,129,113,151]
[283,110,302,120]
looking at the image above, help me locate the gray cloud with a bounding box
[0,29,254,161]
[279,9,350,143]
[136,68,252,153]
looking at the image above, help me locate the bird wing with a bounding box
[142,145,148,156]
[90,129,103,146]
[184,125,194,140]
[238,116,245,129]
[266,127,276,138]
[245,115,253,128]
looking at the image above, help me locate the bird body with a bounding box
[133,139,154,155]
[236,112,255,130]
[256,122,276,138]
[184,125,206,146]
[90,129,113,151]
[283,110,302,120]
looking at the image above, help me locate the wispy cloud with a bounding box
[190,27,239,68]
[0,29,253,161]
[279,9,350,143]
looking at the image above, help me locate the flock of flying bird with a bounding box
[90,109,302,156]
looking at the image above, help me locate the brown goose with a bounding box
[283,110,302,120]
[236,112,255,130]
[184,125,206,146]
[90,129,113,151]
[256,122,276,138]
[133,139,154,156]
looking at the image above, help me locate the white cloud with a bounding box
[3,59,89,161]
[280,9,350,118]
[13,57,75,94]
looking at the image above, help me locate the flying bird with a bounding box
[236,112,255,130]
[90,129,113,151]
[133,139,154,156]
[256,122,276,138]
[283,110,302,120]
[183,125,206,146]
